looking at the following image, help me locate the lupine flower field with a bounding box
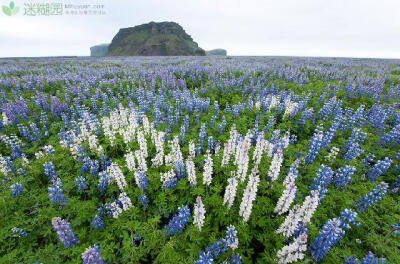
[0,56,399,263]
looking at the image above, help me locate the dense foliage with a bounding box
[0,56,399,263]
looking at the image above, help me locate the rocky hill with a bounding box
[206,49,227,56]
[90,44,109,57]
[107,21,205,56]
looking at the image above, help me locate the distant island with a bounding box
[90,21,226,57]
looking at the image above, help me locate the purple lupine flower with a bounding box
[10,183,23,197]
[81,245,105,264]
[310,218,345,262]
[355,182,388,212]
[52,217,79,248]
[136,171,148,191]
[164,205,191,235]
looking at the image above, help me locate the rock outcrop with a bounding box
[206,49,227,56]
[107,21,205,56]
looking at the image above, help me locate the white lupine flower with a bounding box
[283,159,300,186]
[102,117,116,145]
[118,192,133,211]
[125,151,136,172]
[276,205,301,238]
[281,131,291,149]
[137,129,148,159]
[135,149,147,172]
[193,196,205,231]
[253,134,265,166]
[223,175,238,209]
[276,233,307,264]
[214,144,221,157]
[121,124,136,145]
[165,136,183,166]
[221,125,238,166]
[298,190,319,224]
[234,131,252,181]
[160,168,175,187]
[2,112,10,126]
[268,149,284,181]
[239,168,260,222]
[202,150,213,186]
[35,151,45,159]
[188,140,196,160]
[151,131,164,167]
[274,176,297,215]
[283,99,299,119]
[325,146,340,162]
[107,163,127,190]
[109,201,123,219]
[88,134,103,155]
[142,116,151,135]
[264,140,274,157]
[269,95,278,110]
[186,158,197,186]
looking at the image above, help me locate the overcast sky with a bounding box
[1,0,399,58]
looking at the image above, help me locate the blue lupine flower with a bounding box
[390,175,400,194]
[81,245,105,264]
[138,194,148,206]
[98,171,109,195]
[194,251,214,264]
[75,176,88,193]
[164,205,191,235]
[345,257,359,264]
[137,171,148,191]
[91,215,105,231]
[52,217,79,248]
[367,157,392,182]
[309,164,334,202]
[338,209,360,230]
[225,225,238,249]
[217,116,226,136]
[360,251,386,264]
[305,126,324,165]
[11,227,29,237]
[175,160,186,180]
[48,181,68,208]
[333,165,356,190]
[355,182,388,212]
[43,162,57,183]
[10,183,23,197]
[310,218,345,262]
[205,239,228,259]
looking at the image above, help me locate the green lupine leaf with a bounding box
[2,6,11,16]
[9,1,14,9]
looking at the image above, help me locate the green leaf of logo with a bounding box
[9,1,14,9]
[2,6,12,16]
[12,6,19,15]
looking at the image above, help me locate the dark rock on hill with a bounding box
[107,21,205,56]
[90,44,109,57]
[206,49,227,56]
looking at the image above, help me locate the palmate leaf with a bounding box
[2,6,12,16]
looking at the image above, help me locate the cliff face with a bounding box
[107,22,205,56]
[206,49,227,56]
[90,44,109,57]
